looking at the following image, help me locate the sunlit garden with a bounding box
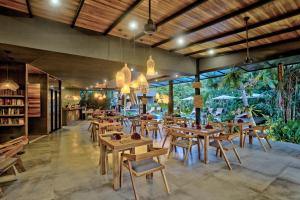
[153,64,300,144]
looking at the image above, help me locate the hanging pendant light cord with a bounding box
[149,0,151,20]
[245,17,250,58]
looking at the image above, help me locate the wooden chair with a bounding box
[210,133,242,170]
[145,121,162,139]
[130,118,141,134]
[243,125,272,152]
[120,147,170,200]
[106,123,123,133]
[90,121,99,142]
[0,136,27,196]
[168,130,201,165]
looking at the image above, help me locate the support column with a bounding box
[168,80,174,115]
[142,94,147,114]
[195,59,201,125]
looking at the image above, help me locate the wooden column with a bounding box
[195,59,201,125]
[168,80,174,114]
[142,94,146,114]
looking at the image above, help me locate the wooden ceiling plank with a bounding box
[71,0,85,28]
[178,8,300,54]
[25,0,33,18]
[132,0,208,41]
[103,0,143,35]
[185,23,300,56]
[151,0,273,48]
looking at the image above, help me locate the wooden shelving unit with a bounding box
[0,63,28,141]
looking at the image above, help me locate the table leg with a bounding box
[146,144,154,179]
[100,142,107,175]
[112,150,120,190]
[204,135,209,164]
[239,125,243,148]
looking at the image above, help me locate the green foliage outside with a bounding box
[154,64,300,144]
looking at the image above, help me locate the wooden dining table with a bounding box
[99,134,153,190]
[97,115,124,124]
[169,126,222,164]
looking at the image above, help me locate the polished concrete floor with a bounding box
[2,121,300,200]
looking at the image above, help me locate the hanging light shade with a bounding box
[130,80,139,89]
[146,55,156,76]
[103,94,106,99]
[116,70,125,88]
[0,80,19,91]
[121,63,131,84]
[138,73,149,94]
[121,84,130,94]
[94,93,99,98]
[162,95,169,104]
[0,66,19,91]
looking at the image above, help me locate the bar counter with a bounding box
[62,108,81,126]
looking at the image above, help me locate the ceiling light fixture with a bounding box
[144,0,156,35]
[129,20,138,31]
[176,37,185,46]
[130,68,134,72]
[51,0,60,6]
[208,49,215,55]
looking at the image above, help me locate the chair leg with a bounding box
[243,133,247,148]
[257,136,267,152]
[265,137,272,148]
[120,157,123,188]
[230,141,242,164]
[161,169,170,194]
[158,128,163,139]
[197,139,201,160]
[183,147,190,165]
[162,135,168,148]
[15,157,25,173]
[167,144,173,159]
[217,141,232,170]
[128,164,139,200]
[215,148,219,157]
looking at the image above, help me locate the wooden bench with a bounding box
[0,136,28,196]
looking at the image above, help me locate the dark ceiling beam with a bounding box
[175,8,300,54]
[132,0,207,41]
[71,0,85,28]
[184,23,300,56]
[217,70,225,74]
[103,0,143,35]
[204,36,300,58]
[239,66,249,72]
[151,0,272,48]
[25,0,33,18]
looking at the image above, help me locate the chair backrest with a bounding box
[106,123,123,132]
[125,148,168,162]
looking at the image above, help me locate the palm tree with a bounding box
[221,69,263,125]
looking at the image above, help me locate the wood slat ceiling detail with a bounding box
[0,0,28,13]
[75,0,135,33]
[1,0,300,59]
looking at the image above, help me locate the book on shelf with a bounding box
[0,117,24,125]
[0,108,24,115]
[0,89,24,96]
[0,98,24,106]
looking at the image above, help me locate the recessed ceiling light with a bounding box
[155,79,158,82]
[61,86,65,90]
[176,37,185,46]
[104,79,107,83]
[208,49,215,55]
[175,74,178,78]
[51,0,60,6]
[129,20,138,31]
[86,87,89,90]
[130,68,134,72]
[155,71,158,75]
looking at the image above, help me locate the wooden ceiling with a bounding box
[1,0,300,58]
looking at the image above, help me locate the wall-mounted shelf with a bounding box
[0,105,25,107]
[0,124,25,127]
[0,114,25,117]
[0,95,25,98]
